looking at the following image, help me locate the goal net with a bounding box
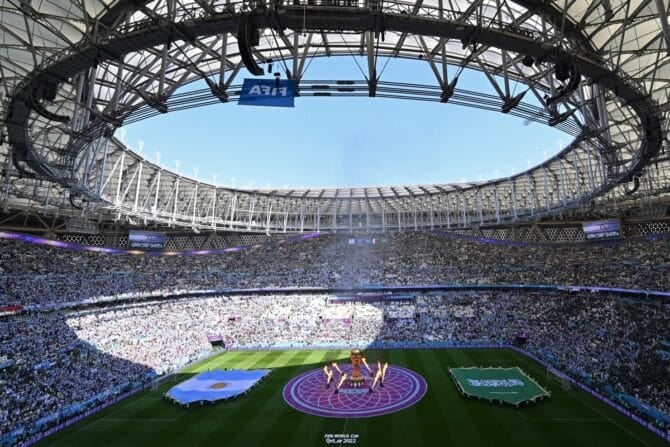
[547,368,571,390]
[151,373,177,392]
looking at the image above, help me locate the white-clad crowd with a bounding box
[0,230,668,443]
[1,291,667,441]
[1,232,669,307]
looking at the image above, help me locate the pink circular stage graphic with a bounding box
[283,365,427,418]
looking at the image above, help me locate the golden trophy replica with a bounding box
[349,348,365,387]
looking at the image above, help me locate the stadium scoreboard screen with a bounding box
[128,230,166,249]
[582,219,622,241]
[347,238,378,245]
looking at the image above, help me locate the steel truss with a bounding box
[1,0,669,233]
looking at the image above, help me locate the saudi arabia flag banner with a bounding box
[450,367,550,407]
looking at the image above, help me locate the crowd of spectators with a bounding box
[414,292,669,421]
[1,291,667,442]
[1,232,669,307]
[1,231,669,443]
[0,314,153,441]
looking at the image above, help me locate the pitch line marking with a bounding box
[524,417,609,422]
[509,351,651,447]
[94,398,142,419]
[342,418,349,434]
[101,418,181,422]
[51,417,108,445]
[60,382,182,434]
[563,386,651,446]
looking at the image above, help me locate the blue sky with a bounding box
[121,56,565,188]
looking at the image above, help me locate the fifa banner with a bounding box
[238,79,297,107]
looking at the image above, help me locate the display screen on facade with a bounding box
[128,230,166,249]
[582,219,622,240]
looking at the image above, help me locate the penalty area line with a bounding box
[523,417,610,422]
[509,351,652,447]
[101,418,182,422]
[50,397,169,445]
[51,419,103,445]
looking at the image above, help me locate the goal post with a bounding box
[151,373,177,392]
[547,368,571,390]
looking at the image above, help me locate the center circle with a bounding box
[283,365,427,418]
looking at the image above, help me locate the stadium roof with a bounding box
[0,0,668,232]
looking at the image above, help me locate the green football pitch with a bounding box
[37,349,666,447]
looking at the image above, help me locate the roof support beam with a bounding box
[416,36,444,87]
[654,0,670,56]
[437,0,448,85]
[474,55,506,99]
[297,32,314,81]
[366,31,377,96]
[292,31,300,80]
[320,31,331,56]
[193,0,217,16]
[3,4,664,232]
[2,155,13,211]
[219,33,229,85]
[457,0,482,24]
[588,0,654,50]
[391,0,424,56]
